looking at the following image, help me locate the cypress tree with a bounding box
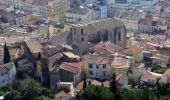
[110,71,117,93]
[83,76,87,89]
[3,42,11,64]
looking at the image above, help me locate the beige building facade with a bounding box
[70,18,127,52]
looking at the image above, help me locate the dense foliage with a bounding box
[76,85,161,100]
[76,85,114,100]
[76,73,170,100]
[16,63,33,79]
[0,79,54,100]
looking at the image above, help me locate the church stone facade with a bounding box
[70,18,127,52]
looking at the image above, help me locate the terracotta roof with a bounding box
[87,41,121,55]
[85,55,111,65]
[132,67,158,82]
[63,52,80,59]
[60,62,81,74]
[111,56,128,67]
[75,79,108,91]
[75,81,83,91]
[91,80,102,86]
[25,40,42,53]
[125,45,143,54]
[0,62,14,75]
[48,53,63,62]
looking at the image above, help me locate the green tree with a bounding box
[156,81,170,96]
[3,42,11,64]
[110,71,118,93]
[76,85,114,100]
[23,79,42,99]
[11,90,23,100]
[121,88,160,100]
[83,77,87,89]
[16,63,33,79]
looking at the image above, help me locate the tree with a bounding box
[83,76,87,89]
[23,79,42,99]
[121,88,160,100]
[16,63,33,79]
[0,78,54,99]
[156,81,170,96]
[81,58,88,89]
[3,42,11,64]
[76,85,114,100]
[110,71,117,93]
[41,57,50,87]
[110,71,122,100]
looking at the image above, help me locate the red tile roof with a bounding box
[87,42,121,55]
[60,62,81,74]
[0,62,14,75]
[75,81,83,91]
[111,57,128,66]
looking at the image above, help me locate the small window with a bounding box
[81,28,84,35]
[81,37,84,41]
[118,32,121,41]
[103,65,106,69]
[89,71,93,75]
[89,64,93,68]
[96,65,99,69]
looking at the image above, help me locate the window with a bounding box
[103,71,106,76]
[89,64,93,68]
[81,37,84,42]
[96,65,99,69]
[81,28,84,35]
[118,32,121,41]
[103,65,106,69]
[89,71,93,75]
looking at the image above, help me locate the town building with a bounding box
[0,10,32,25]
[0,0,70,19]
[0,62,16,88]
[138,16,168,34]
[50,62,81,92]
[85,54,112,80]
[70,18,127,53]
